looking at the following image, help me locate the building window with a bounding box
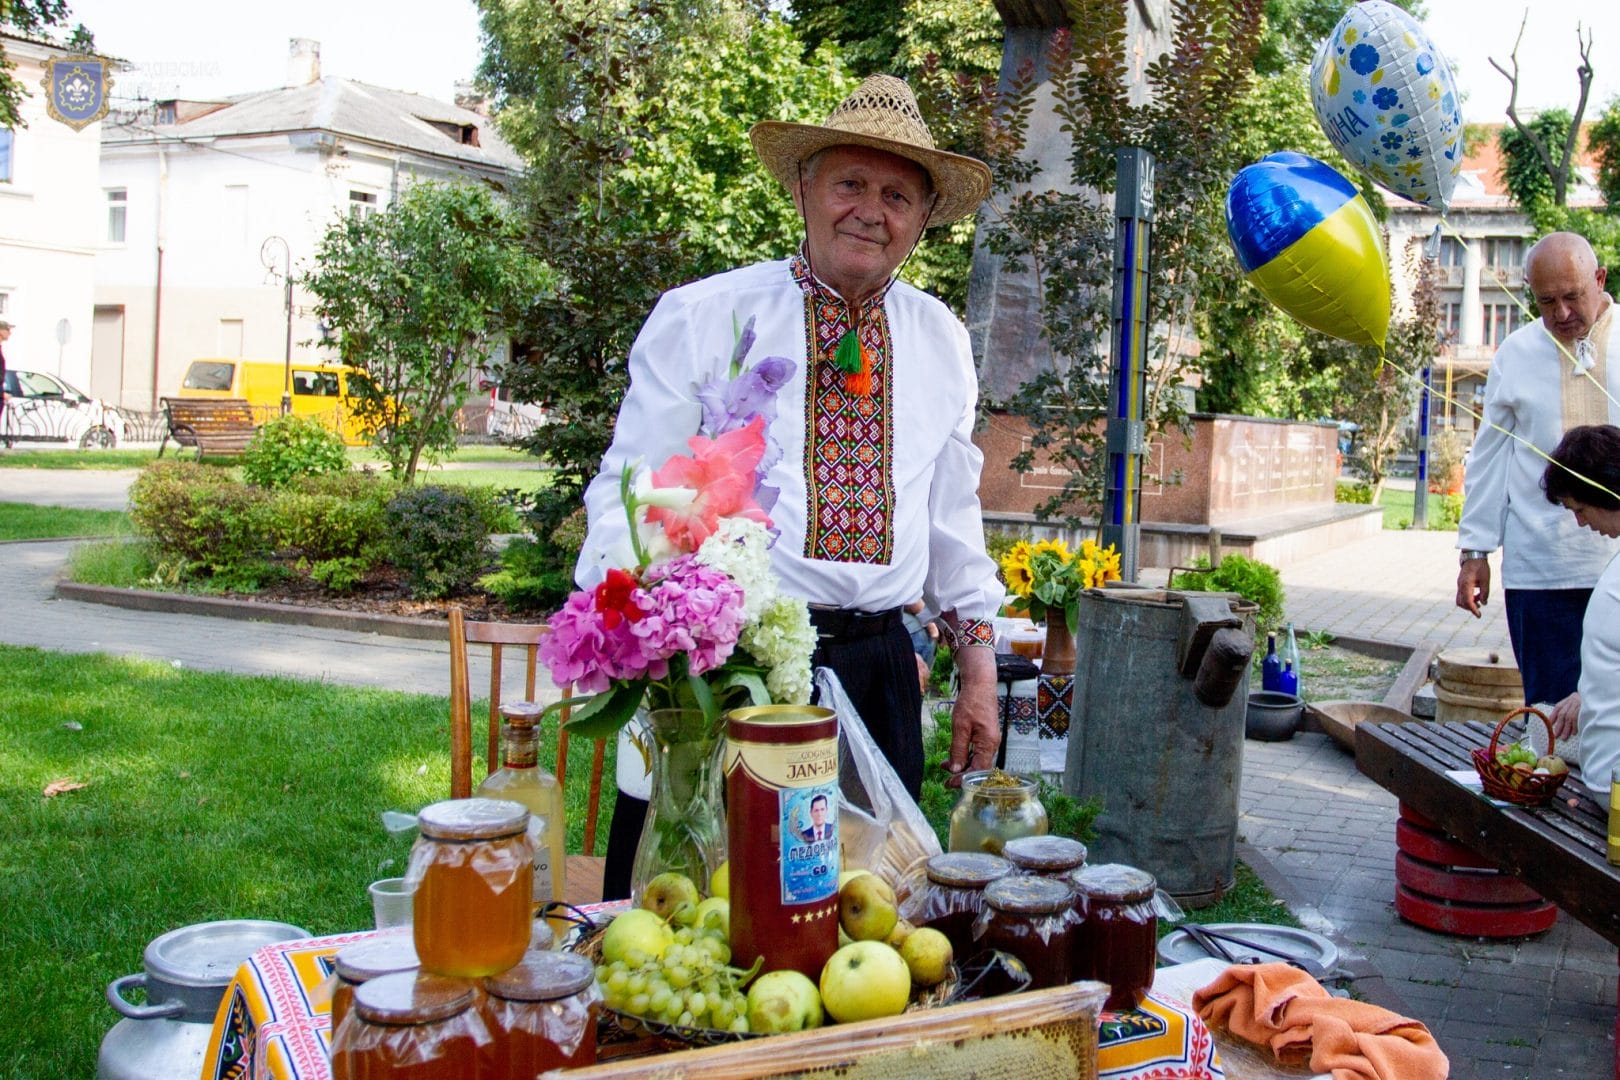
[349,190,378,220]
[1483,302,1525,347]
[1486,237,1523,269]
[0,128,13,183]
[1441,302,1461,343]
[1437,236,1466,267]
[106,188,127,243]
[0,289,11,318]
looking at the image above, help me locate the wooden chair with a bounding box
[447,607,607,906]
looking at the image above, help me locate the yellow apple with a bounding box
[710,860,731,900]
[885,919,917,949]
[820,941,911,1023]
[838,868,872,890]
[601,908,673,965]
[899,927,953,987]
[695,896,731,937]
[839,872,898,942]
[746,969,824,1032]
[641,872,700,921]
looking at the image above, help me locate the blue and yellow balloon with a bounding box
[1310,0,1463,212]
[1226,151,1390,352]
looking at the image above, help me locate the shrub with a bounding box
[129,461,231,561]
[385,485,499,598]
[129,461,276,586]
[271,471,393,564]
[1429,492,1463,531]
[1171,553,1286,631]
[1335,481,1372,504]
[240,415,348,488]
[479,505,587,612]
[1427,427,1466,494]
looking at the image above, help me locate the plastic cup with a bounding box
[368,877,415,929]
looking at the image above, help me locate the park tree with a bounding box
[1,0,93,128]
[303,182,546,482]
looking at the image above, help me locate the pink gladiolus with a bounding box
[644,415,772,552]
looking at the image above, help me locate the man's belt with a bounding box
[808,606,903,642]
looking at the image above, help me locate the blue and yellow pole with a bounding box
[1102,147,1153,582]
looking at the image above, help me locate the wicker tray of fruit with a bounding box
[1471,706,1570,806]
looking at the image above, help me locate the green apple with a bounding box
[601,908,673,965]
[709,860,731,900]
[746,969,824,1032]
[838,868,872,890]
[899,927,953,987]
[819,941,911,1023]
[839,872,898,942]
[641,871,701,921]
[695,896,731,937]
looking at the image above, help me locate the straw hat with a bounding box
[750,74,992,226]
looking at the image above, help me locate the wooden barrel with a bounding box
[1433,647,1524,724]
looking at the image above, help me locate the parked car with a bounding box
[176,357,381,445]
[1,368,125,448]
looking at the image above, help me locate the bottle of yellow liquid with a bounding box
[477,701,567,921]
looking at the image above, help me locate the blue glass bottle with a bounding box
[1261,633,1282,693]
[1279,660,1299,698]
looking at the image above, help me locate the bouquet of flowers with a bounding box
[999,537,1122,632]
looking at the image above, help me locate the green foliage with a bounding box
[1171,553,1286,631]
[1593,96,1620,212]
[309,556,372,594]
[479,504,590,612]
[384,485,500,599]
[1335,481,1372,504]
[303,182,547,482]
[65,538,158,586]
[0,501,128,540]
[1499,108,1574,210]
[270,471,394,586]
[240,414,349,488]
[128,461,278,587]
[1429,492,1463,531]
[1426,426,1465,490]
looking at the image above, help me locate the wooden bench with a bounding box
[158,397,259,458]
[1356,719,1620,1077]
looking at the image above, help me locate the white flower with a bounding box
[696,519,776,622]
[741,595,815,705]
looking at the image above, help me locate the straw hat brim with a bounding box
[749,120,992,226]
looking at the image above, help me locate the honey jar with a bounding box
[330,971,488,1079]
[330,934,420,1035]
[479,950,601,1074]
[972,876,1080,989]
[1072,863,1161,1011]
[1001,834,1088,879]
[406,798,534,978]
[898,852,1013,963]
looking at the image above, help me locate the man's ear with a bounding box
[791,176,805,218]
[1597,265,1608,292]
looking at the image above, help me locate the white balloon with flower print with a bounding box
[1309,0,1463,212]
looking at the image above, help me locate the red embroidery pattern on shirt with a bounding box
[792,254,895,565]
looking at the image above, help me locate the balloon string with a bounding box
[1374,353,1620,505]
[1434,218,1620,417]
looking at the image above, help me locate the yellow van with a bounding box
[177,358,375,445]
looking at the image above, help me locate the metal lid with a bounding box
[143,920,311,989]
[416,797,529,841]
[499,701,545,727]
[983,875,1075,915]
[925,852,1014,889]
[482,950,595,1002]
[334,935,420,984]
[1073,863,1157,903]
[353,971,476,1025]
[959,769,1038,798]
[1002,835,1088,873]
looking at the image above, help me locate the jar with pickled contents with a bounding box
[947,769,1049,855]
[330,934,420,1036]
[330,971,490,1080]
[898,852,1013,962]
[406,798,534,978]
[1001,835,1087,880]
[479,950,602,1074]
[972,876,1079,990]
[1072,863,1160,1011]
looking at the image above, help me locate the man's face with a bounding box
[793,145,933,304]
[810,799,827,826]
[1529,256,1609,344]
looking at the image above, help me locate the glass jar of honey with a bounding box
[331,971,489,1080]
[947,770,1049,855]
[898,852,1013,963]
[972,876,1080,989]
[330,934,420,1036]
[479,950,601,1074]
[1001,835,1087,879]
[406,798,534,978]
[1072,863,1160,1011]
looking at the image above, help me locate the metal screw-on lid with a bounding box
[353,971,476,1025]
[334,935,420,984]
[925,852,1014,889]
[959,768,1038,798]
[499,701,545,728]
[983,875,1075,915]
[416,797,529,841]
[1002,835,1088,873]
[143,920,311,989]
[1073,863,1157,903]
[482,951,596,1002]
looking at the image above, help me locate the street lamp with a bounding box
[260,235,294,416]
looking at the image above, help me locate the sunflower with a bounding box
[1030,538,1073,563]
[999,541,1035,598]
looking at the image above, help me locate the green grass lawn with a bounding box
[0,502,131,541]
[0,448,158,469]
[348,445,543,466]
[0,646,616,1076]
[1378,487,1413,530]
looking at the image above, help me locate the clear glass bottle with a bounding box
[476,701,566,918]
[1283,623,1302,697]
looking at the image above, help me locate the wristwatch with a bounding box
[1459,549,1491,565]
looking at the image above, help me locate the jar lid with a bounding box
[499,701,544,727]
[334,935,420,984]
[1002,835,1088,873]
[417,797,529,841]
[353,971,475,1025]
[1073,863,1157,903]
[960,768,1038,797]
[983,875,1075,915]
[482,950,595,1002]
[925,852,1014,888]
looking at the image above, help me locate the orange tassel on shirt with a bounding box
[832,328,874,397]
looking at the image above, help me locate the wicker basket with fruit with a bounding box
[1471,706,1570,806]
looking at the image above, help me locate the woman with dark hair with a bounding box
[1541,424,1620,805]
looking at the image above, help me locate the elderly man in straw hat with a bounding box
[577,74,1005,889]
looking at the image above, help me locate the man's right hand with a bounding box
[1456,557,1491,618]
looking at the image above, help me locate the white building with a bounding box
[0,33,106,391]
[94,39,521,412]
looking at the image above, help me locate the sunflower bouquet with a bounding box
[1000,538,1123,632]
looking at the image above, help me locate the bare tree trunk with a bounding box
[1490,12,1594,207]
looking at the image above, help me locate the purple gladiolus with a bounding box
[696,355,796,437]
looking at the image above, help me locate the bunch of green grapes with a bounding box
[595,918,754,1033]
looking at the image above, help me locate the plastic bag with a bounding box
[815,666,943,886]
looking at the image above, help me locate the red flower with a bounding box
[593,568,646,630]
[644,415,772,551]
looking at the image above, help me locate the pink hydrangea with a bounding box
[634,556,747,674]
[539,586,671,693]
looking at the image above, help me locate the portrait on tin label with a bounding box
[40,55,113,131]
[778,784,839,905]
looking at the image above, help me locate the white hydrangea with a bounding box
[695,519,776,623]
[741,595,816,705]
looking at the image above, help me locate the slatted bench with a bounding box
[158,397,259,458]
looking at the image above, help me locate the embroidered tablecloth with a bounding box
[1001,673,1075,777]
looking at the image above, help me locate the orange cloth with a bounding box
[1193,963,1448,1080]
